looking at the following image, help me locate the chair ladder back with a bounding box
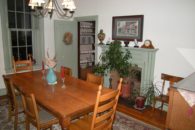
[161,78,166,95]
[161,73,183,94]
[169,76,183,86]
[86,73,104,86]
[13,54,33,73]
[21,93,40,128]
[97,99,116,113]
[61,66,72,76]
[91,78,123,130]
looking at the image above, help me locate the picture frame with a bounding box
[112,15,144,42]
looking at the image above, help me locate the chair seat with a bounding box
[39,109,59,128]
[21,93,59,130]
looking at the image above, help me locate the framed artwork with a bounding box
[112,15,144,42]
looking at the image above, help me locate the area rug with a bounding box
[0,98,160,130]
[113,111,160,130]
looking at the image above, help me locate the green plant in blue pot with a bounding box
[45,51,57,85]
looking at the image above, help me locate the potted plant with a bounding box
[93,40,131,76]
[93,41,137,96]
[142,81,161,106]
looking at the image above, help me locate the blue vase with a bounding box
[46,68,57,85]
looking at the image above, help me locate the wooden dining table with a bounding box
[6,70,113,129]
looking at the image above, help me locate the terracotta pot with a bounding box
[121,83,131,98]
[135,96,145,108]
[110,70,120,90]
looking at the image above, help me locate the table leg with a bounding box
[60,117,71,130]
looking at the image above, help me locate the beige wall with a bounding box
[75,0,195,79]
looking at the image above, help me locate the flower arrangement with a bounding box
[44,49,57,85]
[45,49,57,68]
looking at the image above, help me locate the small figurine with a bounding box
[134,39,139,48]
[141,39,154,49]
[98,29,105,45]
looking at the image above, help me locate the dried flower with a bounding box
[45,49,57,68]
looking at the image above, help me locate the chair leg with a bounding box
[14,113,18,130]
[8,104,12,121]
[26,119,30,130]
[153,99,156,111]
[160,102,164,111]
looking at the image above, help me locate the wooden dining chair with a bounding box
[69,78,123,130]
[153,73,183,111]
[3,75,24,130]
[13,54,33,73]
[21,93,59,130]
[61,66,72,76]
[86,73,104,85]
[72,72,103,119]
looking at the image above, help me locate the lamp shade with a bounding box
[174,72,195,92]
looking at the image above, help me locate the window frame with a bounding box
[0,0,45,73]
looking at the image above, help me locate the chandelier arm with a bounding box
[54,0,68,17]
[31,9,43,17]
[29,0,75,18]
[40,9,48,17]
[54,0,74,18]
[42,0,52,16]
[32,7,48,17]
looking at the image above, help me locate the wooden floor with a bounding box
[117,103,167,130]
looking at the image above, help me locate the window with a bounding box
[0,0,44,73]
[7,0,33,60]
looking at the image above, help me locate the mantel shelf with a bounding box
[96,44,159,52]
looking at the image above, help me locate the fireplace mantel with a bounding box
[96,45,158,95]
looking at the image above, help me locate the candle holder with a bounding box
[62,77,65,84]
[42,69,45,80]
[61,77,66,88]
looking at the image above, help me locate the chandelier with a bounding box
[28,0,76,18]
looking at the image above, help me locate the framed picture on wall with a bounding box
[112,15,144,42]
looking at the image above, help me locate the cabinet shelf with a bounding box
[80,26,95,29]
[80,60,94,64]
[78,21,96,80]
[80,50,95,54]
[80,33,95,36]
[80,43,95,45]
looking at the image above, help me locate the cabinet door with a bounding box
[54,20,77,76]
[166,89,195,130]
